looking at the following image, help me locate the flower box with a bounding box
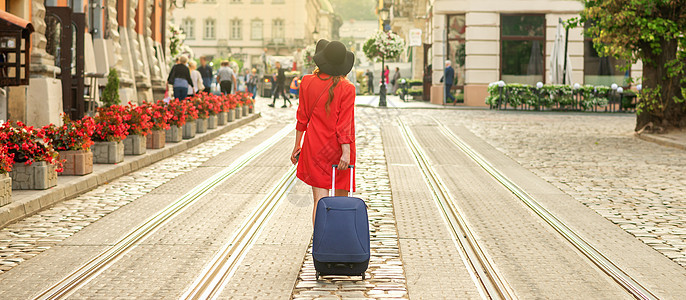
[208,115,218,129]
[196,118,208,134]
[59,150,93,176]
[227,109,235,122]
[235,107,242,119]
[166,125,183,143]
[249,106,254,114]
[183,121,197,139]
[217,112,228,125]
[242,105,248,116]
[0,173,11,207]
[93,141,125,164]
[147,130,166,149]
[124,134,147,155]
[10,161,58,190]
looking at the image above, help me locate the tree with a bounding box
[101,68,120,107]
[571,0,686,132]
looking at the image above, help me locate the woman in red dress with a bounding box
[290,40,356,224]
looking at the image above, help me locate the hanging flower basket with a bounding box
[363,31,406,62]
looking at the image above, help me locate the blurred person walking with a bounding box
[198,57,213,93]
[443,60,455,103]
[217,61,237,95]
[365,69,374,94]
[268,61,291,108]
[167,55,194,100]
[247,68,258,99]
[391,67,401,94]
[189,60,204,94]
[290,75,301,99]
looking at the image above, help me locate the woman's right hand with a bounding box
[290,147,301,165]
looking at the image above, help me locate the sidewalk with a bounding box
[636,129,686,151]
[354,94,487,109]
[0,113,261,228]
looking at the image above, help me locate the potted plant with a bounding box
[190,94,212,133]
[0,130,13,206]
[92,105,130,164]
[1,121,62,190]
[216,94,229,126]
[206,93,222,129]
[145,100,171,149]
[123,103,153,155]
[225,94,237,122]
[42,115,96,176]
[235,97,243,120]
[164,98,196,142]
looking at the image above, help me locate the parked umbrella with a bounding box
[550,19,573,84]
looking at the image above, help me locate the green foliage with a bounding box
[101,68,120,107]
[330,0,376,21]
[568,0,686,125]
[485,83,624,111]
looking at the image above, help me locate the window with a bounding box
[204,0,216,3]
[272,19,284,41]
[204,18,216,40]
[446,14,466,87]
[251,19,263,40]
[231,19,243,40]
[251,0,263,3]
[181,18,195,40]
[230,0,242,3]
[273,0,284,3]
[500,14,545,85]
[583,22,629,86]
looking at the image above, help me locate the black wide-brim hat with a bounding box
[313,39,355,76]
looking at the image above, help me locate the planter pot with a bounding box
[166,125,183,143]
[217,112,227,125]
[227,109,235,122]
[93,140,125,164]
[208,115,218,129]
[235,107,242,119]
[10,161,58,190]
[249,106,254,114]
[147,130,166,149]
[196,118,208,133]
[59,150,93,176]
[0,173,11,207]
[242,105,248,116]
[183,121,197,139]
[124,134,147,155]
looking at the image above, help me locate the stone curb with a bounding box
[635,132,686,151]
[354,104,489,110]
[0,113,262,228]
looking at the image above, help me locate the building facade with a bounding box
[382,0,643,106]
[1,0,170,126]
[171,0,338,72]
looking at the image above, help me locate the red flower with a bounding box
[0,120,63,172]
[93,105,131,142]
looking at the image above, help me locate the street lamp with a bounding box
[573,83,580,110]
[536,81,543,111]
[378,7,390,107]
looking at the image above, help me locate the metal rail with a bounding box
[34,125,294,300]
[181,166,297,300]
[397,119,517,300]
[432,118,658,300]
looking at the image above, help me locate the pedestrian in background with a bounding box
[269,61,291,108]
[383,65,390,87]
[188,60,204,94]
[365,69,374,94]
[217,60,237,95]
[290,39,356,224]
[198,56,213,93]
[443,60,455,103]
[391,67,401,94]
[290,75,300,99]
[247,68,258,99]
[167,55,194,100]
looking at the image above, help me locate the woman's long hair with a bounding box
[314,68,346,114]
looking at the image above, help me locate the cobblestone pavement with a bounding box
[0,116,269,274]
[291,107,409,299]
[432,110,686,268]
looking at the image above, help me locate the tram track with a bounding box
[430,117,658,300]
[181,165,297,299]
[397,118,516,300]
[33,125,294,300]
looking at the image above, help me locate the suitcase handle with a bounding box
[331,164,354,197]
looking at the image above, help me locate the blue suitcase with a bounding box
[313,165,370,280]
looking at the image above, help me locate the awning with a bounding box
[0,10,34,37]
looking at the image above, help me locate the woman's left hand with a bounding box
[337,153,350,170]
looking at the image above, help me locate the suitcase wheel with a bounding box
[315,271,320,281]
[361,273,366,280]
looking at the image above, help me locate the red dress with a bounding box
[296,74,356,191]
